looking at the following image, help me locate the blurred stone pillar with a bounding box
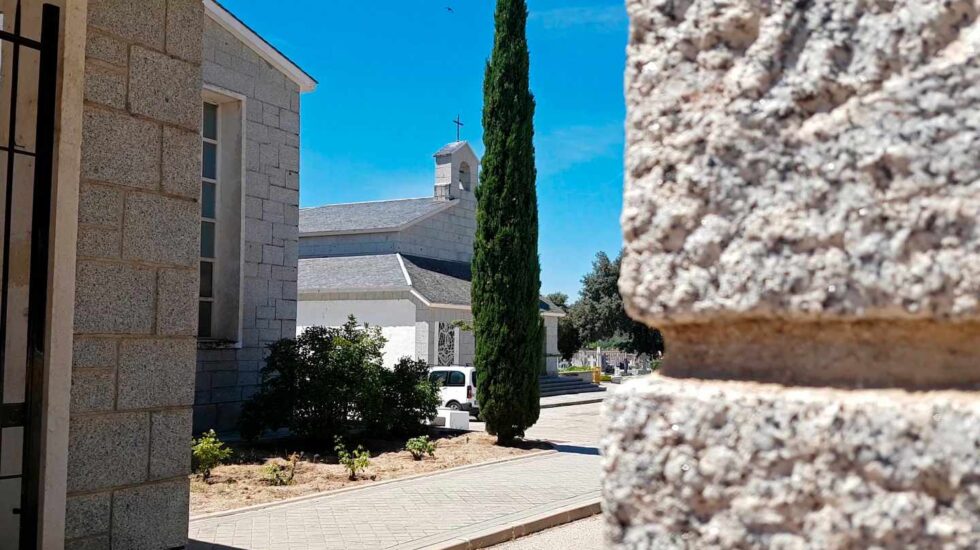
[605,0,980,547]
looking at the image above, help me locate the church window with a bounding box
[199,102,219,337]
[437,322,457,365]
[198,92,245,343]
[458,161,471,192]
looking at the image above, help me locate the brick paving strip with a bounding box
[188,449,601,550]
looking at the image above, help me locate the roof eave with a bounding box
[204,0,317,93]
[299,200,455,236]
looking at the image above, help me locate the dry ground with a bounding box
[190,431,551,515]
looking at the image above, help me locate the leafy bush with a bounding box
[368,357,441,437]
[334,436,371,480]
[405,436,437,461]
[240,316,439,441]
[263,452,299,486]
[600,374,613,382]
[191,429,232,480]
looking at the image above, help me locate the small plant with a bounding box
[191,429,232,481]
[334,436,371,480]
[263,452,300,486]
[405,436,437,461]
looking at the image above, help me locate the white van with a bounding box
[428,366,479,414]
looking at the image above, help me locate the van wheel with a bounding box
[446,401,461,411]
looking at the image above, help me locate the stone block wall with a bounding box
[194,19,301,433]
[603,379,980,548]
[396,201,477,263]
[67,0,202,548]
[618,0,980,385]
[607,0,980,547]
[298,199,476,264]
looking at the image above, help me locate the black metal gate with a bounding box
[0,1,60,547]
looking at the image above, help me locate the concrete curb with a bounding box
[539,396,607,409]
[428,498,603,550]
[189,449,559,522]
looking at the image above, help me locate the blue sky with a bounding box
[220,0,628,298]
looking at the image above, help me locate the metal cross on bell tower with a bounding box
[453,114,464,142]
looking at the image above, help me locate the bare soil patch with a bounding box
[190,431,551,516]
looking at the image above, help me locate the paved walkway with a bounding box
[490,515,605,549]
[188,450,599,550]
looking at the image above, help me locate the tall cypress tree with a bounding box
[472,0,541,444]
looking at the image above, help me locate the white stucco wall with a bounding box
[297,299,417,368]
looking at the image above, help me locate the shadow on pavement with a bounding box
[187,541,246,550]
[553,444,601,456]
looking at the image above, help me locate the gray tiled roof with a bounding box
[299,253,561,314]
[299,198,448,234]
[299,255,406,292]
[401,255,472,306]
[433,141,467,157]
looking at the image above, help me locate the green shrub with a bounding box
[334,436,371,480]
[263,452,299,486]
[405,436,437,461]
[367,358,441,437]
[191,429,232,480]
[600,374,613,382]
[239,317,439,442]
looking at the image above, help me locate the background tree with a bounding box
[546,292,581,362]
[572,251,664,357]
[472,0,541,444]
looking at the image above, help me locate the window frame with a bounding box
[199,100,220,338]
[446,370,465,387]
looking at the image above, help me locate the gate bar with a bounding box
[19,4,61,547]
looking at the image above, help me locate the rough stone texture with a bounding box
[122,191,198,267]
[194,18,302,433]
[157,268,199,336]
[111,480,190,550]
[87,0,166,49]
[65,493,111,540]
[150,409,193,479]
[620,0,980,383]
[80,108,160,189]
[73,261,156,334]
[68,1,202,547]
[162,125,202,199]
[128,46,202,131]
[602,377,980,549]
[67,412,149,492]
[117,339,196,409]
[70,368,116,413]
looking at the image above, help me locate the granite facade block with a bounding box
[128,46,202,131]
[122,192,198,267]
[87,0,166,50]
[78,183,122,226]
[74,261,156,334]
[84,30,127,67]
[83,62,126,109]
[157,268,199,336]
[150,409,193,479]
[165,0,203,63]
[67,412,149,492]
[70,368,116,413]
[117,339,196,409]
[111,480,189,550]
[65,492,111,540]
[73,338,117,369]
[77,226,121,258]
[81,109,160,189]
[161,126,202,199]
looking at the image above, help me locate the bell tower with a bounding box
[433,141,479,206]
